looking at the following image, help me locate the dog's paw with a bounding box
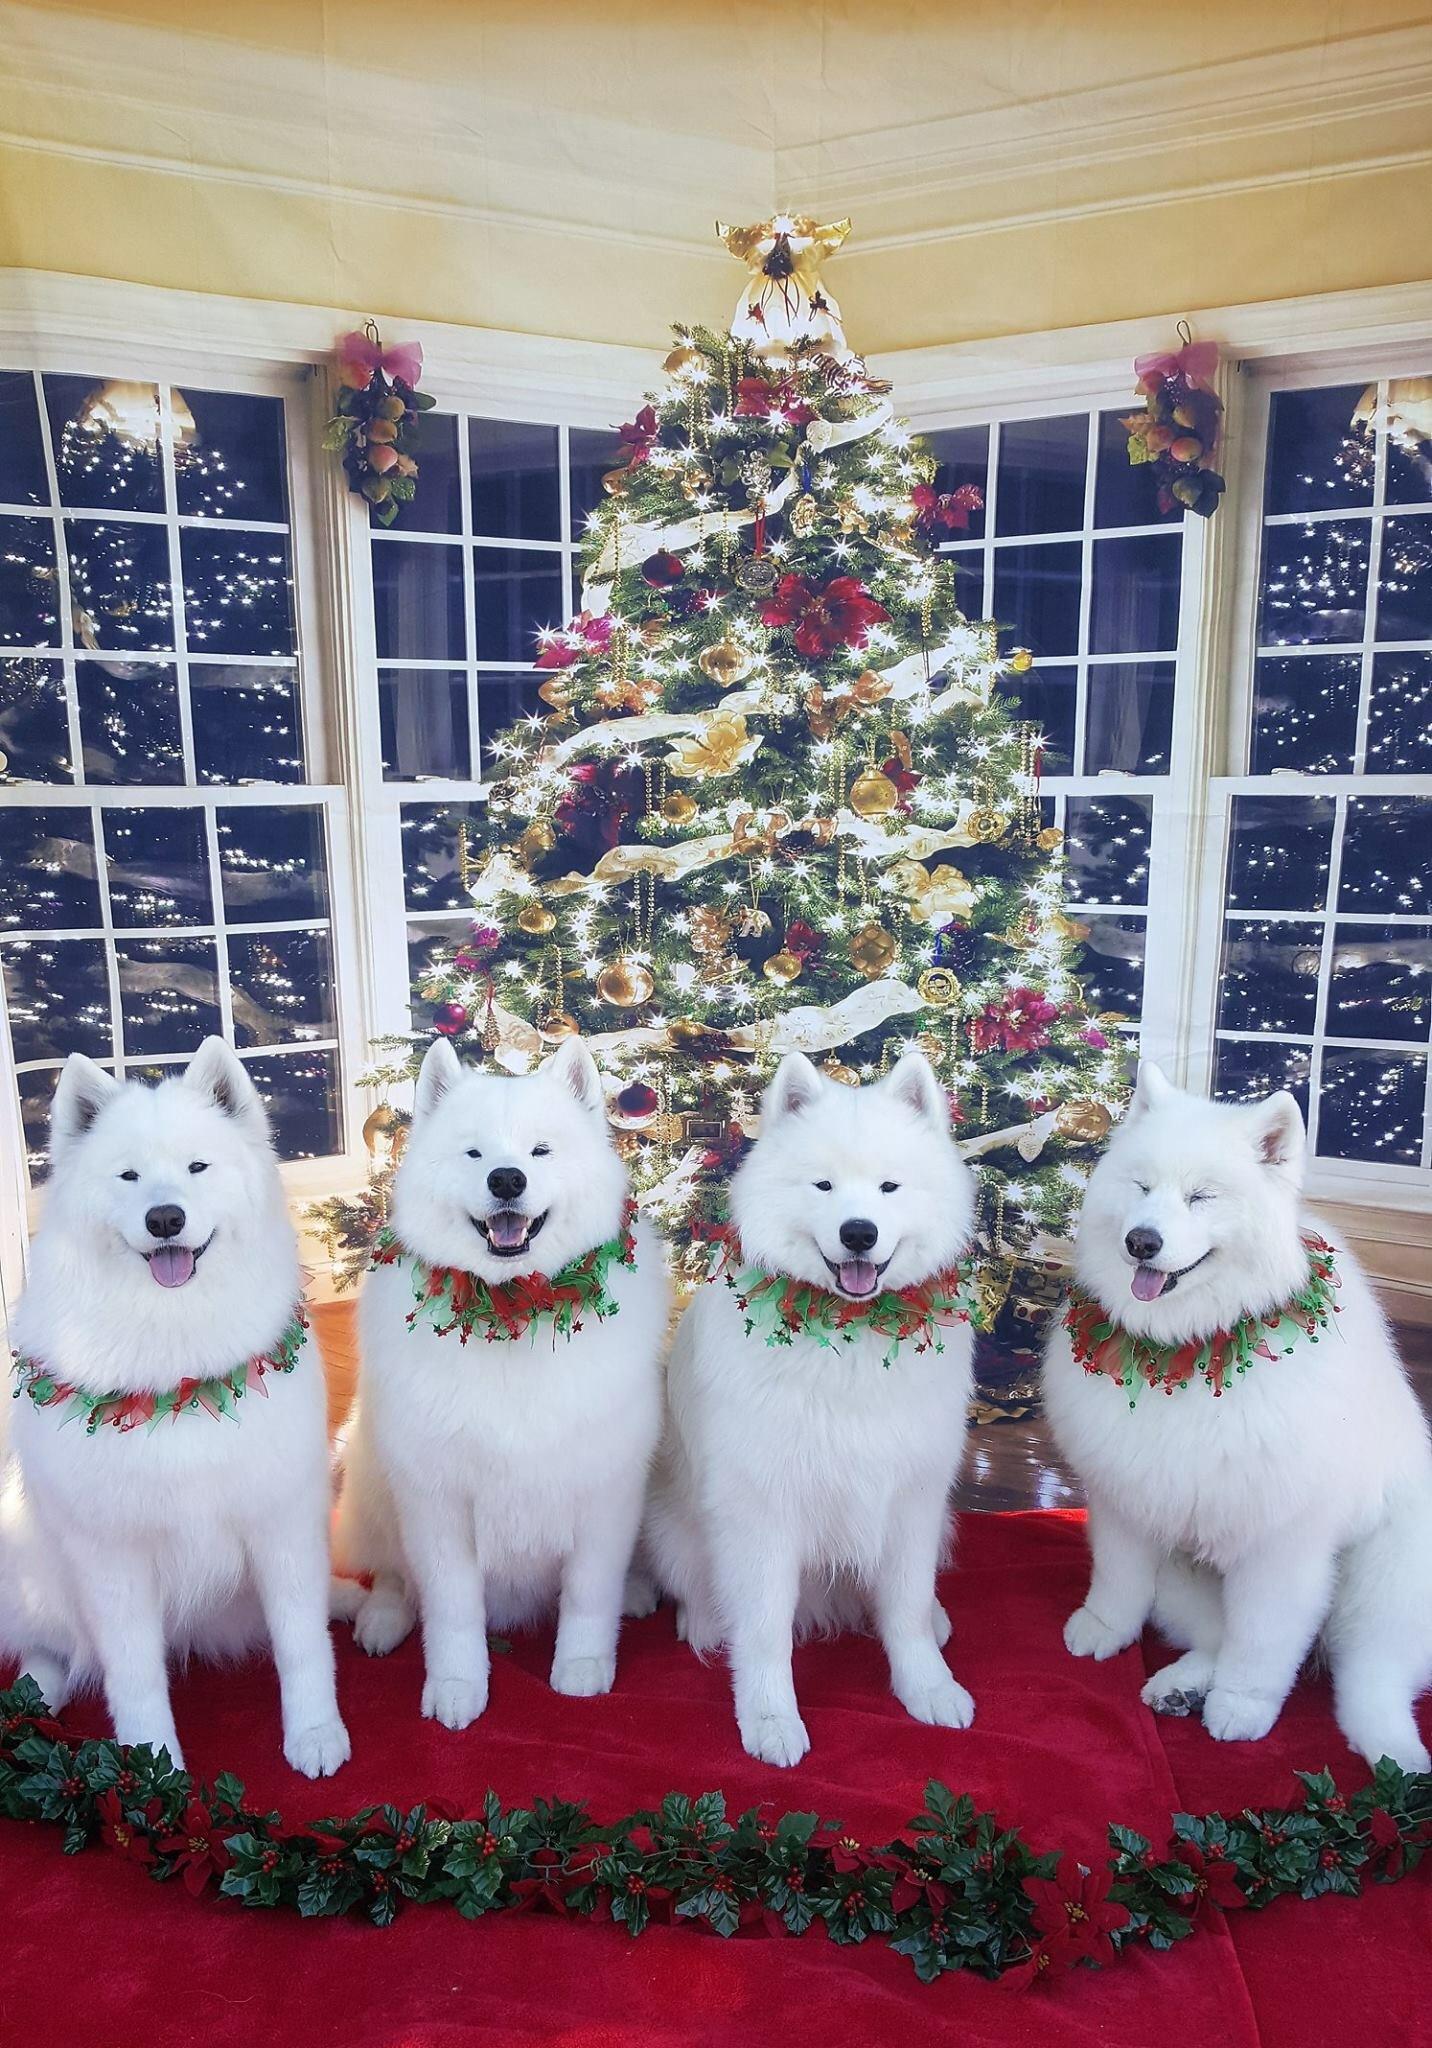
[622,1570,659,1620]
[739,1709,811,1769]
[1063,1605,1136,1661]
[896,1671,975,1731]
[285,1715,351,1779]
[550,1652,616,1698]
[1141,1655,1214,1716]
[421,1674,487,1730]
[930,1599,952,1649]
[1202,1686,1279,1744]
[353,1589,416,1657]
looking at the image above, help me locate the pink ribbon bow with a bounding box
[1134,339,1219,390]
[337,329,425,392]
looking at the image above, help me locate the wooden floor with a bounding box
[311,1303,1432,1515]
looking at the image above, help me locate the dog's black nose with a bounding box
[487,1167,527,1203]
[839,1216,878,1254]
[1126,1226,1163,1261]
[145,1203,185,1241]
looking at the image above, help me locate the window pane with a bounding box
[45,375,165,513]
[0,807,101,928]
[216,805,328,922]
[1340,797,1432,914]
[472,545,564,664]
[175,388,287,522]
[66,519,173,653]
[1376,514,1432,641]
[371,539,466,662]
[115,935,222,1053]
[1326,923,1432,1044]
[245,1048,341,1160]
[1,937,112,1061]
[76,658,184,785]
[946,551,983,620]
[378,668,470,780]
[1217,919,1322,1035]
[1250,653,1360,774]
[408,916,472,1025]
[476,670,544,772]
[923,425,988,540]
[181,529,295,656]
[994,415,1086,536]
[228,928,335,1047]
[992,542,1081,658]
[1002,667,1074,775]
[1083,661,1174,774]
[1074,914,1145,1018]
[103,807,211,927]
[569,426,618,542]
[1316,1047,1426,1165]
[0,373,47,506]
[1063,796,1151,905]
[1258,519,1370,647]
[401,802,481,911]
[1089,533,1181,655]
[190,662,305,783]
[1093,407,1182,529]
[0,517,61,647]
[374,410,461,534]
[1384,380,1432,505]
[1226,794,1334,913]
[1264,386,1373,515]
[1366,653,1432,773]
[1212,1038,1313,1115]
[0,657,72,781]
[469,419,560,540]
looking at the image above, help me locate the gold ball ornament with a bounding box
[362,1102,405,1157]
[1009,647,1034,673]
[850,668,892,706]
[660,791,698,827]
[849,922,898,979]
[600,467,630,497]
[638,616,668,648]
[516,901,557,935]
[965,806,1008,844]
[536,1010,580,1043]
[664,344,705,378]
[1036,826,1064,853]
[1053,1099,1114,1144]
[596,958,656,1009]
[518,819,556,866]
[848,766,900,819]
[762,949,803,986]
[697,637,755,686]
[917,966,961,1007]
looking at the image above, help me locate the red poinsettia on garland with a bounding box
[759,573,890,658]
[912,482,982,534]
[534,611,616,669]
[969,987,1061,1055]
[325,323,437,526]
[734,372,817,427]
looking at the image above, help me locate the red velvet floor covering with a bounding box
[3,1509,1428,2046]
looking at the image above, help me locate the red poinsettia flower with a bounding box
[759,574,890,660]
[534,610,615,670]
[159,1797,234,1896]
[617,405,660,464]
[912,482,983,533]
[783,920,823,963]
[969,987,1061,1056]
[97,1790,159,1865]
[881,754,920,809]
[1172,1838,1249,1910]
[1015,1854,1125,1982]
[733,374,816,427]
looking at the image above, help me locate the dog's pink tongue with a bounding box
[838,1258,879,1299]
[487,1210,529,1251]
[149,1244,196,1289]
[1131,1264,1169,1302]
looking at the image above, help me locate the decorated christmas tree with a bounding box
[317,216,1127,1358]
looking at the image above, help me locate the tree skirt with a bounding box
[3,1510,1429,2048]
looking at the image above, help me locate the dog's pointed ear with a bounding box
[762,1051,825,1127]
[880,1050,948,1130]
[50,1054,121,1162]
[181,1037,266,1127]
[1128,1061,1175,1120]
[414,1037,463,1121]
[1247,1089,1306,1177]
[544,1036,605,1116]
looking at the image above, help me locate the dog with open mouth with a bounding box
[332,1036,668,1728]
[0,1041,350,1778]
[642,1049,980,1767]
[1043,1062,1432,1772]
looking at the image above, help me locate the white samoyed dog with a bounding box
[643,1049,979,1768]
[334,1036,668,1728]
[0,1041,349,1778]
[1044,1063,1432,1772]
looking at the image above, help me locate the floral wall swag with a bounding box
[325,324,435,524]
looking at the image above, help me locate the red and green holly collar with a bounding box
[711,1229,984,1368]
[11,1307,308,1435]
[1065,1233,1340,1405]
[372,1199,638,1345]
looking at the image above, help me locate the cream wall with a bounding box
[1,0,1430,351]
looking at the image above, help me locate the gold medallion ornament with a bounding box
[1053,1099,1113,1143]
[518,819,556,866]
[917,966,961,1007]
[965,806,1008,844]
[848,765,900,819]
[660,790,699,827]
[762,949,803,986]
[735,554,779,597]
[697,637,755,686]
[536,1010,580,1043]
[849,922,898,979]
[596,958,656,1009]
[516,902,557,935]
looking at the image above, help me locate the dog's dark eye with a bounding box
[1134,1181,1151,1196]
[1189,1189,1213,1204]
[188,1161,208,1175]
[814,1179,832,1192]
[880,1181,900,1194]
[119,1169,139,1183]
[466,1148,482,1159]
[532,1143,551,1158]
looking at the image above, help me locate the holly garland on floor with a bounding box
[321,218,1126,1319]
[3,1680,1429,1986]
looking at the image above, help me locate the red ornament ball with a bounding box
[641,550,685,588]
[432,1001,469,1036]
[616,1081,659,1119]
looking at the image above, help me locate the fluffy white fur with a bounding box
[1044,1063,1432,1772]
[0,1041,349,1778]
[644,1050,978,1768]
[334,1037,668,1728]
